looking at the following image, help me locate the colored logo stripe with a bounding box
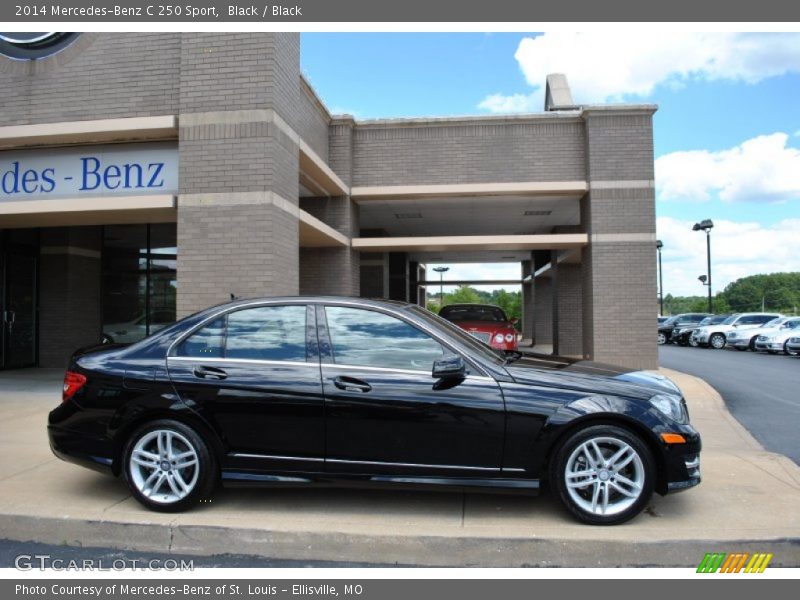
[697,552,772,573]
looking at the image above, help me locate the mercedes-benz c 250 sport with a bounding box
[48,297,701,525]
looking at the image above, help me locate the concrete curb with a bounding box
[1,513,799,567]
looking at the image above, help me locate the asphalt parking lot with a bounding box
[1,367,799,567]
[659,345,800,464]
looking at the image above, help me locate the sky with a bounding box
[301,33,800,297]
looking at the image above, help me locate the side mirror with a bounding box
[509,317,519,325]
[432,355,466,380]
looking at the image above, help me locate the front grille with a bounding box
[469,331,491,344]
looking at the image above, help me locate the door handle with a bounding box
[332,376,371,393]
[193,365,228,380]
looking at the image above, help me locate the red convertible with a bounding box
[438,304,519,351]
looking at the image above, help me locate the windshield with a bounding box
[722,315,739,325]
[439,305,508,322]
[763,317,784,328]
[409,305,506,365]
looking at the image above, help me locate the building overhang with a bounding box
[0,116,178,150]
[352,233,587,253]
[0,195,177,227]
[351,181,588,200]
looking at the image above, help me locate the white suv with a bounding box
[691,312,782,349]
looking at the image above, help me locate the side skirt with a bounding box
[220,470,540,495]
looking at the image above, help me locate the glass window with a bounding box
[325,306,444,371]
[101,224,177,344]
[176,317,225,358]
[225,306,307,361]
[440,305,508,323]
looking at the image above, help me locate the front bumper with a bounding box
[755,341,783,351]
[691,332,709,344]
[660,425,702,495]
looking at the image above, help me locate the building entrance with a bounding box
[0,229,38,369]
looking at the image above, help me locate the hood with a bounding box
[504,354,679,401]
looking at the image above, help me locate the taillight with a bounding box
[63,371,87,403]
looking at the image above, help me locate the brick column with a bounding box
[534,277,553,346]
[298,118,360,297]
[582,108,658,370]
[38,227,102,367]
[520,260,534,343]
[176,33,301,316]
[553,262,584,357]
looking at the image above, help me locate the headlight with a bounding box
[504,333,515,342]
[649,394,686,423]
[494,333,505,344]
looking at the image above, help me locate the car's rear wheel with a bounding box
[123,419,217,512]
[709,333,726,349]
[551,425,655,525]
[657,332,667,345]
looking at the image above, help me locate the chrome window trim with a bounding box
[167,356,318,368]
[321,362,494,382]
[166,298,494,379]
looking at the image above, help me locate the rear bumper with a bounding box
[48,402,116,475]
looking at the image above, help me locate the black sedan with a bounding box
[658,313,711,345]
[49,297,701,525]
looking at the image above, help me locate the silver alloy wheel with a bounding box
[710,334,725,349]
[129,429,200,504]
[564,436,645,517]
[657,332,666,345]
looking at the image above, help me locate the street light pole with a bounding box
[432,266,449,309]
[692,219,714,313]
[656,240,664,315]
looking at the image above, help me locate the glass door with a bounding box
[1,230,39,369]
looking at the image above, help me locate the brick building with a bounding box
[0,33,658,370]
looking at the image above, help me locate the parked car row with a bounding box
[658,312,800,356]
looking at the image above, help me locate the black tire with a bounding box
[786,341,800,357]
[550,424,656,525]
[709,333,726,349]
[122,419,217,512]
[748,337,758,351]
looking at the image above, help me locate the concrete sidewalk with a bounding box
[0,368,798,567]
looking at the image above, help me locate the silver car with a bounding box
[691,312,782,349]
[727,317,800,351]
[754,320,800,355]
[786,336,800,355]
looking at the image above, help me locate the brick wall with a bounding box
[554,263,583,356]
[581,110,658,369]
[534,278,553,346]
[0,33,179,126]
[352,119,586,186]
[38,227,102,368]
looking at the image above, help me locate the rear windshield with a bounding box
[439,305,508,322]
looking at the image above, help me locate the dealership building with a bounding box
[0,32,657,370]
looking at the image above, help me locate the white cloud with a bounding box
[656,133,800,203]
[656,216,800,297]
[479,32,800,112]
[477,91,541,113]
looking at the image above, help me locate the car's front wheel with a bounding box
[657,332,667,345]
[784,341,798,357]
[551,425,655,525]
[123,419,217,512]
[709,333,726,349]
